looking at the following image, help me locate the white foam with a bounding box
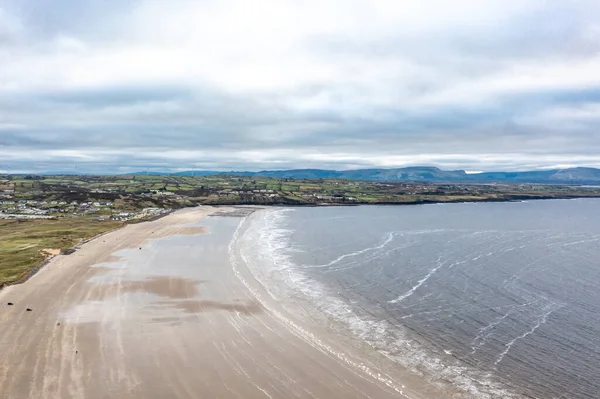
[228,213,409,397]
[310,231,397,269]
[493,303,562,366]
[469,301,536,355]
[233,209,519,399]
[388,258,446,304]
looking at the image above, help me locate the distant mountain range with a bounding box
[130,166,600,184]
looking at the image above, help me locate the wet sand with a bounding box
[0,206,450,399]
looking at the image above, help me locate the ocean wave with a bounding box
[309,231,398,269]
[228,211,407,396]
[232,208,521,399]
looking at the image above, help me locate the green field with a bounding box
[2,173,600,287]
[0,217,123,287]
[3,174,600,207]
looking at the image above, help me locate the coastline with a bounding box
[239,200,600,399]
[232,207,510,399]
[230,209,463,398]
[204,193,600,207]
[0,205,450,398]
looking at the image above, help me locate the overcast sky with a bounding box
[1,0,600,173]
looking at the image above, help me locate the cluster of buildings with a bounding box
[216,189,279,198]
[1,200,56,219]
[0,199,168,222]
[110,208,170,221]
[297,193,358,201]
[215,189,359,202]
[0,200,115,218]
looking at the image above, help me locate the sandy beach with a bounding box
[0,206,450,399]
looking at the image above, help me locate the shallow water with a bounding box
[63,216,246,324]
[235,199,600,398]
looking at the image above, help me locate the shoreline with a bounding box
[229,210,459,398]
[3,195,591,293]
[238,201,600,399]
[204,193,600,207]
[0,205,449,398]
[3,195,589,294]
[232,207,517,399]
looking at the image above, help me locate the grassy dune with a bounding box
[0,218,122,287]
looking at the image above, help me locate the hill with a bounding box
[132,167,600,184]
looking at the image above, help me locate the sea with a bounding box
[233,199,600,399]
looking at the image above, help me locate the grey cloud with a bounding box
[314,3,600,66]
[34,85,193,107]
[1,86,598,157]
[2,0,133,39]
[1,1,600,173]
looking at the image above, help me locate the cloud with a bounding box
[1,0,600,173]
